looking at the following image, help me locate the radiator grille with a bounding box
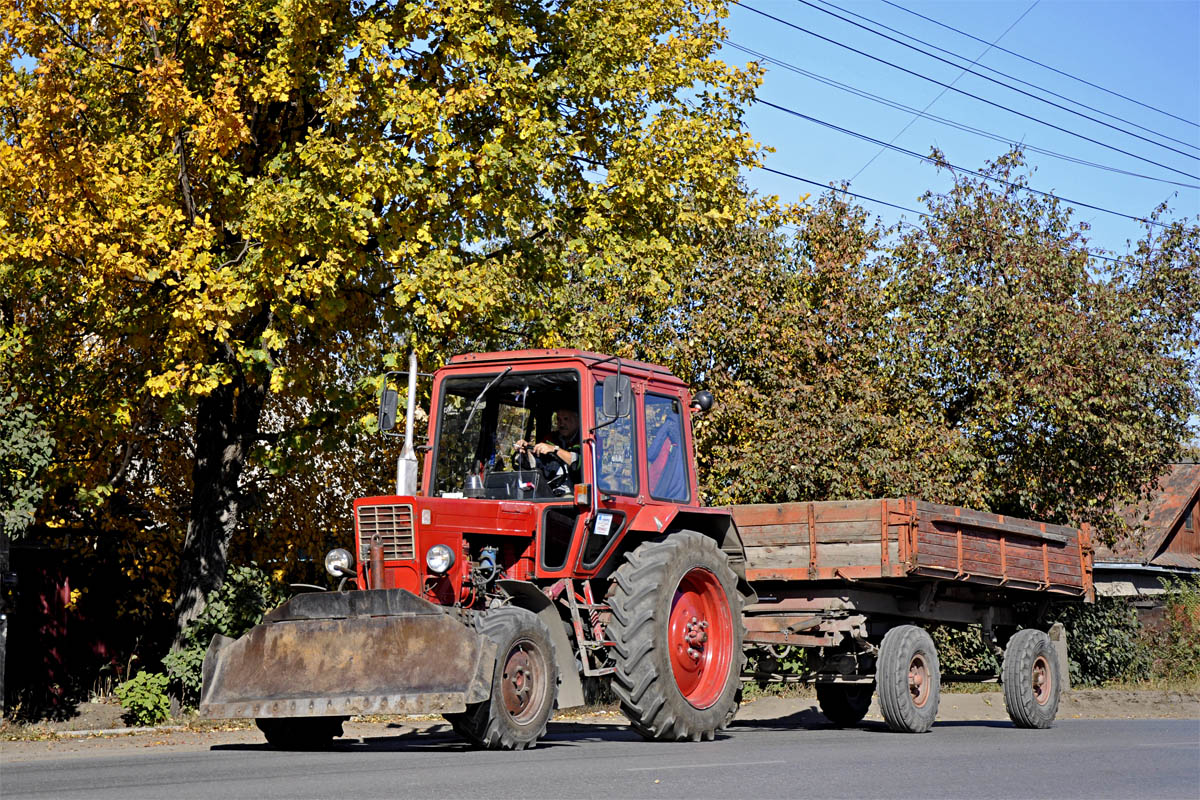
[356,503,416,561]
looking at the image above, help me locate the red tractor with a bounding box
[200,349,1091,748]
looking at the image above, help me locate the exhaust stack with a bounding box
[395,351,420,496]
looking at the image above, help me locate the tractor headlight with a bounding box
[324,547,354,577]
[425,544,455,574]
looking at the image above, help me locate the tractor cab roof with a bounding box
[444,349,688,388]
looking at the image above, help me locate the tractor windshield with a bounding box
[433,370,581,500]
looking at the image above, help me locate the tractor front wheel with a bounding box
[445,606,559,750]
[608,532,746,741]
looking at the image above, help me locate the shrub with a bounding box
[115,671,171,726]
[1149,576,1200,683]
[1046,596,1149,686]
[930,626,999,676]
[162,564,287,707]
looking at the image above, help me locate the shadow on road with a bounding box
[209,720,656,754]
[209,711,1019,753]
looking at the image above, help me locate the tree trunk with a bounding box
[172,370,267,646]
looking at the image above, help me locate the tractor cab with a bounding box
[357,350,708,602]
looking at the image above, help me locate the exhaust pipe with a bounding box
[395,352,420,496]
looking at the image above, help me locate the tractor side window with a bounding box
[644,394,689,503]
[592,383,636,496]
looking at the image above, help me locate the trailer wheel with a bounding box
[445,606,558,750]
[1002,628,1061,729]
[255,716,346,750]
[816,683,875,726]
[876,625,940,733]
[608,532,746,741]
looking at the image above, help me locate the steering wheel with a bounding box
[513,443,571,495]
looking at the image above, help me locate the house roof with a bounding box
[1095,463,1200,568]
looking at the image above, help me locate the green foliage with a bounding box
[0,390,54,538]
[1150,576,1200,683]
[570,149,1199,538]
[930,626,999,676]
[2,0,771,639]
[162,565,287,707]
[1046,597,1149,686]
[888,150,1199,534]
[114,671,171,727]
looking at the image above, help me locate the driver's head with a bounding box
[554,408,579,441]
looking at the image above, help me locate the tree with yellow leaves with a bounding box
[0,0,767,637]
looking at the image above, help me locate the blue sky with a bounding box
[721,0,1200,258]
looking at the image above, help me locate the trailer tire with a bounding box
[445,606,558,750]
[816,683,875,726]
[255,716,346,750]
[1002,628,1060,729]
[876,625,940,733]
[608,532,746,742]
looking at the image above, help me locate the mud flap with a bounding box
[199,589,496,719]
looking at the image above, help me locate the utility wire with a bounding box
[849,0,1037,183]
[759,165,1144,270]
[880,0,1200,129]
[813,0,1200,153]
[735,3,1200,181]
[790,0,1199,162]
[723,40,1200,190]
[758,98,1170,228]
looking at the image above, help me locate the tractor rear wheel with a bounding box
[255,716,346,750]
[445,606,559,750]
[1002,628,1061,729]
[816,683,875,726]
[608,532,746,741]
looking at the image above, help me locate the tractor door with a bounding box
[574,376,642,572]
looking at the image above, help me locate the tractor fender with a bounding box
[496,579,585,708]
[626,506,756,604]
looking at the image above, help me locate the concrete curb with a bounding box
[55,725,187,738]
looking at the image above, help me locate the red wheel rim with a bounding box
[668,567,733,709]
[500,639,546,724]
[908,653,930,708]
[1031,655,1052,706]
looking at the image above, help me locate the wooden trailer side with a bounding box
[733,499,913,582]
[731,498,1092,598]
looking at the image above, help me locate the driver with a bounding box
[515,407,582,486]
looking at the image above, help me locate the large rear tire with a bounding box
[255,716,346,750]
[876,625,940,733]
[816,683,874,726]
[1002,628,1061,729]
[445,606,559,750]
[608,532,746,741]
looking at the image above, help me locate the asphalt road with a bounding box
[4,717,1198,800]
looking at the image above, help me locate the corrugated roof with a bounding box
[1095,463,1200,565]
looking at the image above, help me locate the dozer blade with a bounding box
[199,589,496,719]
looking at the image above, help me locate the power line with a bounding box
[735,3,1200,181]
[849,0,1038,183]
[791,0,1200,162]
[722,40,1200,190]
[880,0,1200,129]
[759,165,1144,270]
[758,98,1170,228]
[812,0,1200,153]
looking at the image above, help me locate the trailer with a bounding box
[734,498,1091,730]
[200,350,1093,748]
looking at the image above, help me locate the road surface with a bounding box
[4,716,1197,799]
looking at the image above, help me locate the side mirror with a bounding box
[601,375,632,419]
[379,388,399,432]
[691,390,714,413]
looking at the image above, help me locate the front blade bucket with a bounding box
[199,589,495,719]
